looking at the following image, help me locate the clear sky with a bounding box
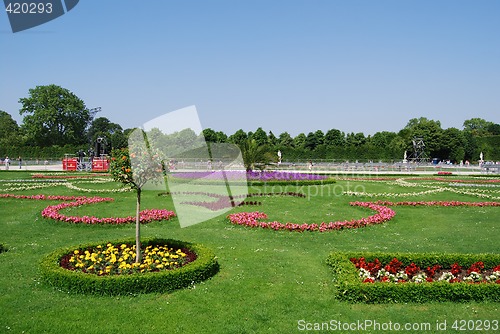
[1,0,499,136]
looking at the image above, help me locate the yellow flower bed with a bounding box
[61,243,192,275]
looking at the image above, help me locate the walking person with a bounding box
[18,156,22,169]
[4,156,10,170]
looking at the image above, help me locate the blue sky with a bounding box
[1,0,499,136]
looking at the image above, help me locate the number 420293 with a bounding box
[5,2,53,14]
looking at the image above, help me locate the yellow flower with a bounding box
[73,250,79,255]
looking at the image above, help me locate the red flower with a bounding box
[425,264,442,278]
[385,258,402,274]
[450,263,462,276]
[405,263,420,278]
[467,261,485,275]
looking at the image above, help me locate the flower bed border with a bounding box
[326,251,500,303]
[40,238,219,295]
[227,202,396,232]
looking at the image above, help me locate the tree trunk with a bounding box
[135,188,142,263]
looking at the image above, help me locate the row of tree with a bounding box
[0,84,499,162]
[202,118,500,163]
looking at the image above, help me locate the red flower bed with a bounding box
[32,174,110,179]
[351,257,500,284]
[1,193,175,224]
[227,202,396,232]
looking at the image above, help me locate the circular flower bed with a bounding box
[40,238,219,295]
[60,242,196,275]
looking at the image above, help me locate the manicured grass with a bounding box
[0,172,499,333]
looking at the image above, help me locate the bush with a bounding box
[326,251,500,303]
[40,238,219,295]
[248,178,336,187]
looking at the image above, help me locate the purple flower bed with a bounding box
[171,171,328,181]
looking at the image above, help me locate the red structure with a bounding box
[91,157,109,172]
[62,157,78,171]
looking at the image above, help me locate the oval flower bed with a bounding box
[327,252,500,303]
[227,202,396,232]
[40,238,219,295]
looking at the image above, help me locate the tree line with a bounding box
[0,84,498,162]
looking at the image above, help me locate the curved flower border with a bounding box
[227,202,396,232]
[227,199,500,232]
[343,177,500,200]
[0,194,175,224]
[1,178,131,193]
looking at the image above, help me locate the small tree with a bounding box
[240,138,273,171]
[109,129,164,262]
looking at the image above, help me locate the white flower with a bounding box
[438,271,455,282]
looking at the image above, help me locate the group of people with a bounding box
[3,156,22,170]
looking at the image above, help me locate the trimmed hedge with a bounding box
[167,177,336,188]
[327,251,500,303]
[247,178,336,187]
[40,238,219,295]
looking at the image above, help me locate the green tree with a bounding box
[305,132,319,151]
[0,111,21,150]
[19,85,92,147]
[251,127,268,146]
[486,123,500,135]
[109,130,165,262]
[88,117,123,151]
[294,133,306,149]
[404,117,443,157]
[463,118,494,136]
[267,131,278,147]
[324,129,345,147]
[278,131,294,148]
[440,128,466,163]
[314,130,324,146]
[371,131,397,148]
[202,128,218,142]
[215,131,228,143]
[240,138,272,171]
[228,129,248,146]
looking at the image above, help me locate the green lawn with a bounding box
[1,172,499,333]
